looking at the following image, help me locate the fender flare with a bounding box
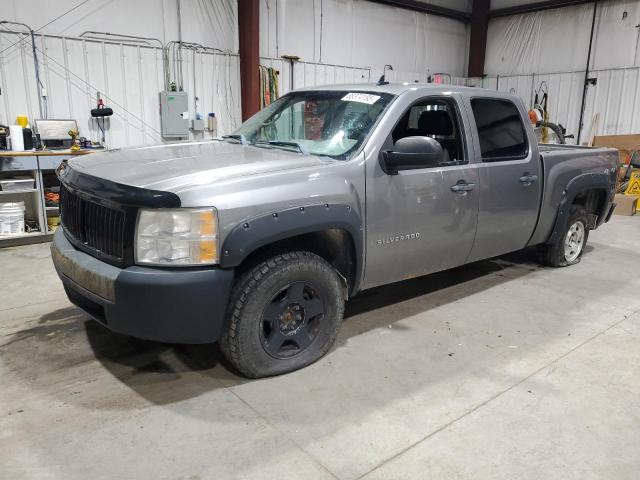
[220,203,364,287]
[547,172,612,244]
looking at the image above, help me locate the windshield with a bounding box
[232,90,395,159]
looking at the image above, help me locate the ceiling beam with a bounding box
[490,0,596,18]
[366,0,470,23]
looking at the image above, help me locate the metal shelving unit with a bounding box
[0,151,94,247]
[0,188,38,195]
[0,155,47,244]
[39,155,72,236]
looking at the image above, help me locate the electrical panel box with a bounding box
[159,91,189,138]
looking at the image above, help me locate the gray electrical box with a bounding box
[159,91,189,138]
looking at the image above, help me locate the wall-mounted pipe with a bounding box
[177,0,183,90]
[163,40,234,91]
[79,30,168,91]
[576,0,598,145]
[79,31,163,48]
[0,20,45,118]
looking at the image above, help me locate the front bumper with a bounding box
[51,229,234,344]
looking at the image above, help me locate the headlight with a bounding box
[135,208,218,266]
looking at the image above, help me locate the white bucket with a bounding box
[0,201,25,236]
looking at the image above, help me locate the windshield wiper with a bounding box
[254,140,308,155]
[221,134,247,145]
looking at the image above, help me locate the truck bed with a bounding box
[538,144,602,153]
[528,145,618,246]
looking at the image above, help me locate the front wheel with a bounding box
[538,205,589,267]
[220,251,345,378]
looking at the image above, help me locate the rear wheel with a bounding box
[221,251,344,378]
[539,205,589,267]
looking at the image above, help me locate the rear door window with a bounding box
[471,98,528,161]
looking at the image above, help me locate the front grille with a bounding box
[60,186,127,262]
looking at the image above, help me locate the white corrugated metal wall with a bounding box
[0,0,471,149]
[476,68,640,141]
[7,1,640,149]
[259,57,371,95]
[483,1,640,142]
[0,30,241,148]
[260,0,470,86]
[0,0,242,149]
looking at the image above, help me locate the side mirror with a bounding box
[380,136,444,175]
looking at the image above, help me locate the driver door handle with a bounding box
[519,174,538,185]
[450,181,475,193]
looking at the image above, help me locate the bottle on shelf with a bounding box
[208,113,218,138]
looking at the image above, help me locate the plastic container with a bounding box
[9,125,24,151]
[0,201,25,236]
[0,177,35,192]
[47,215,60,232]
[23,127,33,150]
[208,113,218,137]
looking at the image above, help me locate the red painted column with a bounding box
[468,0,490,78]
[238,0,260,121]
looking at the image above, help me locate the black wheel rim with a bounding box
[259,282,325,359]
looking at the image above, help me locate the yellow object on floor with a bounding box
[625,172,640,195]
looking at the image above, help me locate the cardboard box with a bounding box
[593,134,640,179]
[593,134,640,151]
[593,134,640,180]
[614,194,639,216]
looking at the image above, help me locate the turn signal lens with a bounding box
[196,239,217,263]
[199,211,216,236]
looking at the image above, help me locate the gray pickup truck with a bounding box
[51,83,618,377]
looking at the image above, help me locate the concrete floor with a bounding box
[1,216,639,480]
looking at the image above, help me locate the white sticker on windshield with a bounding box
[341,92,381,104]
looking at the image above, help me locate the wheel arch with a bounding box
[547,172,613,244]
[220,204,363,295]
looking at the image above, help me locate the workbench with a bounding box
[0,150,97,247]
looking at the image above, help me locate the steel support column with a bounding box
[468,0,490,78]
[238,0,260,121]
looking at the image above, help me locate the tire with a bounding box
[220,251,345,378]
[539,205,589,267]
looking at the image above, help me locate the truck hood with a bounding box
[68,140,333,193]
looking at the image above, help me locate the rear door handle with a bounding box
[450,181,475,193]
[519,174,538,185]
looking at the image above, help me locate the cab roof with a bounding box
[295,82,518,100]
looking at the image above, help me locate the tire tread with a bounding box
[220,251,343,378]
[539,205,589,267]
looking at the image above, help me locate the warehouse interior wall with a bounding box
[0,0,471,149]
[483,0,640,141]
[260,0,470,87]
[2,0,238,50]
[0,0,240,148]
[8,0,640,149]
